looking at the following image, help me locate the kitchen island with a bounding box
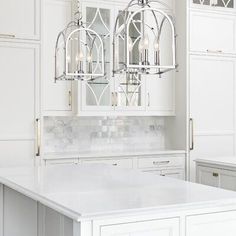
[1,164,236,236]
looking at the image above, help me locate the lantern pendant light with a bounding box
[113,0,177,76]
[55,0,105,81]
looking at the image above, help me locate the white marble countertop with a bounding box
[43,149,186,160]
[1,164,236,221]
[195,156,236,168]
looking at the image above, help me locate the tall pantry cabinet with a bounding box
[0,0,41,167]
[188,0,236,181]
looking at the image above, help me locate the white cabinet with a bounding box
[77,1,175,116]
[186,211,236,236]
[192,0,235,9]
[196,163,236,191]
[42,0,74,114]
[189,55,235,181]
[100,218,180,236]
[0,42,40,167]
[190,11,236,55]
[0,0,40,40]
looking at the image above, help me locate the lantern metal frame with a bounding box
[55,3,105,81]
[113,0,177,76]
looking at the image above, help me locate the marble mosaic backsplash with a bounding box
[43,116,166,154]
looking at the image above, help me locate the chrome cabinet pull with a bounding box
[68,91,72,107]
[111,92,114,106]
[112,163,118,166]
[189,118,194,151]
[36,118,41,157]
[153,161,170,165]
[115,92,118,106]
[0,34,15,38]
[213,172,219,177]
[206,49,223,53]
[147,92,150,106]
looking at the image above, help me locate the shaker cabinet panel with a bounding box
[0,42,39,140]
[42,0,73,113]
[196,166,219,187]
[190,11,236,55]
[186,211,236,236]
[0,0,40,40]
[100,218,180,236]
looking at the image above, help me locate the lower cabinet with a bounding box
[186,211,236,236]
[196,164,236,191]
[100,218,180,236]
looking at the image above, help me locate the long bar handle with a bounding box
[206,49,223,53]
[36,118,41,157]
[0,33,15,38]
[189,118,194,151]
[68,91,72,107]
[147,92,150,107]
[115,92,118,106]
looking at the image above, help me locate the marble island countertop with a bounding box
[43,149,186,160]
[1,164,236,221]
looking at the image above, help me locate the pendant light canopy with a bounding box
[55,1,105,81]
[113,0,177,75]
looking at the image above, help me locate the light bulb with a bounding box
[128,36,133,52]
[66,56,71,62]
[143,34,149,50]
[154,38,159,51]
[79,51,84,61]
[139,39,144,52]
[87,54,92,62]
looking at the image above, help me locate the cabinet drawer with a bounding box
[190,11,236,54]
[82,158,133,169]
[138,156,184,169]
[143,168,185,180]
[186,211,236,236]
[45,159,79,165]
[100,218,179,236]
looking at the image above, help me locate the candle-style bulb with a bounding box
[128,36,133,52]
[139,39,144,52]
[143,34,149,50]
[154,38,159,51]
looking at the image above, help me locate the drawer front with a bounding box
[138,156,185,169]
[187,211,236,236]
[190,11,236,54]
[45,159,79,165]
[100,218,180,236]
[143,168,185,180]
[82,158,133,169]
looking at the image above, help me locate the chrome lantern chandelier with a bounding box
[55,1,105,81]
[113,0,177,76]
[55,0,177,82]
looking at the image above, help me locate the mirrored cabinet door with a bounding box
[192,0,234,9]
[80,4,114,111]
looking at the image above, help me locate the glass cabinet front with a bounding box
[192,0,234,8]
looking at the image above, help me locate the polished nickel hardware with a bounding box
[112,163,118,166]
[0,34,15,38]
[189,118,194,151]
[111,92,115,106]
[206,49,223,53]
[115,92,118,106]
[213,172,219,177]
[36,118,41,157]
[147,92,150,106]
[153,161,170,165]
[68,91,72,106]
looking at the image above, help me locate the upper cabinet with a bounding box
[190,11,236,55]
[192,0,235,10]
[0,0,40,40]
[42,0,75,115]
[77,1,175,116]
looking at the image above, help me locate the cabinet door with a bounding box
[79,4,114,113]
[187,211,236,236]
[192,0,234,9]
[42,0,73,113]
[0,0,40,40]
[219,169,236,191]
[100,218,179,236]
[189,55,235,181]
[190,11,236,55]
[196,166,219,187]
[146,71,175,115]
[0,42,39,166]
